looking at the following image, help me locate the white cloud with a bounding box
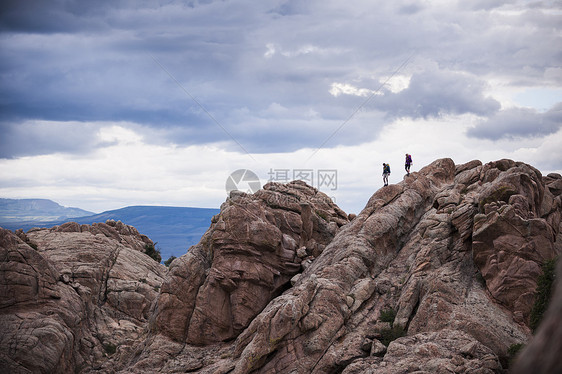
[98,125,143,145]
[380,75,411,94]
[2,116,561,216]
[329,83,377,97]
[264,43,276,58]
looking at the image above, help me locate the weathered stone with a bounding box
[150,181,349,345]
[3,158,561,374]
[215,159,543,373]
[0,222,167,374]
[544,173,562,196]
[370,339,387,356]
[472,166,559,323]
[348,330,502,374]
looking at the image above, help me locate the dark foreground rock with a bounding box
[512,256,562,374]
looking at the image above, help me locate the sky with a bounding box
[0,0,561,215]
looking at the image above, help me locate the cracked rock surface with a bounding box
[2,159,561,373]
[0,220,167,373]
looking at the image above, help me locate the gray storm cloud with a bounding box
[0,0,560,157]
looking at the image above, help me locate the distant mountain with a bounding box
[0,198,94,222]
[68,206,219,260]
[0,202,219,261]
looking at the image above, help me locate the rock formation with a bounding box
[149,181,349,345]
[219,159,558,374]
[1,159,561,373]
[0,220,167,373]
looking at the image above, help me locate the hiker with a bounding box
[405,154,413,175]
[382,163,391,186]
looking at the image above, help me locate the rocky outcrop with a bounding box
[472,161,559,324]
[130,158,559,374]
[0,221,167,373]
[148,181,349,347]
[2,159,561,374]
[222,159,524,373]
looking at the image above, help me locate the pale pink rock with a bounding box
[3,159,562,374]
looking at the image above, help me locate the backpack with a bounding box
[406,154,412,164]
[384,164,391,173]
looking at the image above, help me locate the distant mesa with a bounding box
[0,198,94,222]
[0,201,219,261]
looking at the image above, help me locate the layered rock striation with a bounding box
[1,159,561,373]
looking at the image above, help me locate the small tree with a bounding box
[164,255,176,267]
[377,307,406,346]
[529,258,557,331]
[144,243,162,263]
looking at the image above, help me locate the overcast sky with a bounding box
[1,0,561,215]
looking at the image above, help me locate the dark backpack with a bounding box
[406,155,412,164]
[384,164,391,173]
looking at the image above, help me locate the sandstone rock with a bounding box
[342,330,501,374]
[370,339,387,356]
[0,228,86,373]
[544,172,562,196]
[513,257,562,374]
[217,159,544,373]
[3,158,561,374]
[471,161,558,325]
[0,221,167,374]
[149,180,349,345]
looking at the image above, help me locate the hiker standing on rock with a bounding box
[405,154,413,176]
[382,163,391,186]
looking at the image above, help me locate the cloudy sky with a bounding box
[1,0,561,215]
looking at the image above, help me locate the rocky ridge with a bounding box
[0,220,167,373]
[1,159,561,373]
